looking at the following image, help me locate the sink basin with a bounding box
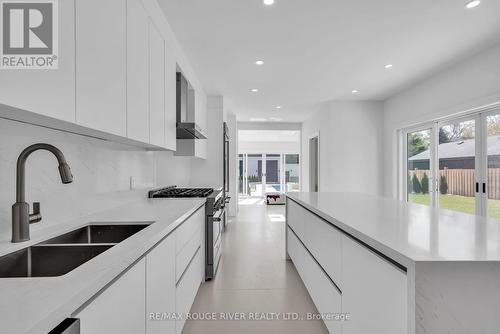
[41,224,150,245]
[0,245,112,278]
[0,223,151,278]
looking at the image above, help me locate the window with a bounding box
[401,107,500,219]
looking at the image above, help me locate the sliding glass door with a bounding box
[406,128,434,206]
[437,117,480,215]
[403,108,500,219]
[238,153,300,198]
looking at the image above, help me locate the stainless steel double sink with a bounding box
[0,223,151,278]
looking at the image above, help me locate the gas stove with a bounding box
[148,186,214,198]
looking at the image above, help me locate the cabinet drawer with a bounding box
[75,258,146,334]
[303,207,342,288]
[175,247,202,334]
[304,250,342,334]
[286,199,305,240]
[176,207,204,254]
[287,227,305,279]
[176,226,202,283]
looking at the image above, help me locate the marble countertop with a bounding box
[0,197,205,334]
[286,192,500,265]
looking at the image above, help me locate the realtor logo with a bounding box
[1,0,58,69]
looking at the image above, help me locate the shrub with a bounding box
[407,175,413,194]
[440,175,448,195]
[412,174,422,193]
[421,173,429,194]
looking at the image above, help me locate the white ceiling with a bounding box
[159,0,500,122]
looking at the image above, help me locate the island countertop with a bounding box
[286,192,500,264]
[0,197,205,334]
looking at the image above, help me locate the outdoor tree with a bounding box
[421,173,429,194]
[412,174,422,193]
[440,175,448,195]
[408,132,429,157]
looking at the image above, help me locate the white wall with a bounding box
[383,42,500,198]
[301,101,384,194]
[238,141,300,154]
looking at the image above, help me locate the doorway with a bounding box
[309,135,319,192]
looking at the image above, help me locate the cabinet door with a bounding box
[75,0,126,136]
[75,258,146,334]
[147,235,176,334]
[149,22,165,147]
[0,0,75,122]
[341,235,407,334]
[303,251,342,334]
[126,0,149,143]
[286,227,305,279]
[164,38,176,151]
[176,247,202,334]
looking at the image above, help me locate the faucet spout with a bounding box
[12,143,73,242]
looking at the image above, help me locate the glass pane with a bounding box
[438,120,476,214]
[486,115,500,220]
[247,154,263,196]
[284,154,300,192]
[407,129,431,206]
[265,154,281,193]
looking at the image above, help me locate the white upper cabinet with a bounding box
[126,0,149,143]
[0,0,75,122]
[149,22,166,147]
[75,0,127,136]
[164,41,177,151]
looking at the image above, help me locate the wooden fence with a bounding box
[409,168,500,200]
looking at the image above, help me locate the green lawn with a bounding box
[408,193,500,220]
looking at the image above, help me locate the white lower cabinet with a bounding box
[341,235,407,334]
[73,206,205,334]
[146,234,176,334]
[287,202,408,334]
[303,251,342,334]
[286,227,305,279]
[175,247,203,334]
[74,258,146,334]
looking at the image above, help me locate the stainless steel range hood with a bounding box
[176,72,207,139]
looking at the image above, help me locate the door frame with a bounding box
[309,132,320,192]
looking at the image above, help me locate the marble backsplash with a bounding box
[0,118,189,238]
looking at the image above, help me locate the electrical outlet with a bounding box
[130,176,137,190]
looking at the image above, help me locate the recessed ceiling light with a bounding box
[352,90,359,94]
[385,64,393,69]
[465,0,481,9]
[250,88,259,93]
[269,117,283,122]
[276,105,282,109]
[255,60,264,65]
[263,0,275,5]
[250,117,267,122]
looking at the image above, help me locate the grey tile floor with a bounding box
[182,199,328,334]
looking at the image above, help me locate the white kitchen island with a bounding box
[286,192,500,334]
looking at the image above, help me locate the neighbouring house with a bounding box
[409,136,500,170]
